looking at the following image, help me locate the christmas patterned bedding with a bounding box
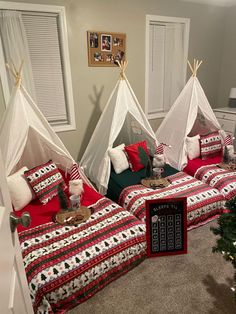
[195,164,236,200]
[18,197,146,313]
[118,172,225,230]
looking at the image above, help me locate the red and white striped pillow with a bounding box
[24,160,66,204]
[155,143,164,155]
[200,131,222,160]
[224,134,233,146]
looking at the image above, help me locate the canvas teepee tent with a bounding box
[0,62,90,185]
[80,61,157,195]
[156,59,222,171]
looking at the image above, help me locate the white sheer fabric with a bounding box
[156,76,221,170]
[0,10,36,100]
[81,77,157,195]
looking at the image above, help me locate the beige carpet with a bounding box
[68,220,236,314]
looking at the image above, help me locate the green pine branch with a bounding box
[57,183,69,211]
[211,196,236,299]
[138,146,152,178]
[223,146,230,164]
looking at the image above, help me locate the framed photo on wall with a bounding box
[87,31,126,67]
[146,197,187,258]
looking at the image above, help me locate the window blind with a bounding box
[148,24,165,114]
[147,19,187,117]
[22,13,68,124]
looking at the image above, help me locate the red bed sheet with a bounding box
[15,175,102,232]
[183,155,222,177]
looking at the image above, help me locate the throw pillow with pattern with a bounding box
[200,131,222,160]
[24,160,66,204]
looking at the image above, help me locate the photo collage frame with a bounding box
[87,31,126,67]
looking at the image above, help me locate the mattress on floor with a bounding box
[18,197,146,313]
[119,172,225,230]
[195,164,236,200]
[106,164,179,202]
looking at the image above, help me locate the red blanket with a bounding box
[16,174,102,232]
[119,172,225,230]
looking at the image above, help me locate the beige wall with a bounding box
[0,0,228,160]
[217,5,236,108]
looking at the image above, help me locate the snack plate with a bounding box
[141,177,170,189]
[217,163,236,171]
[55,206,92,225]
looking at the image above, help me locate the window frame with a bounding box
[145,15,190,120]
[0,1,76,132]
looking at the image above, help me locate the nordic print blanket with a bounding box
[18,198,146,313]
[119,172,225,230]
[195,164,236,201]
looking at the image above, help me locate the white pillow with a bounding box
[186,134,200,160]
[108,143,129,174]
[7,166,34,211]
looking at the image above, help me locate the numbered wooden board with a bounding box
[145,198,187,257]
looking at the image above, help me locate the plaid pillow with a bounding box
[24,160,66,204]
[200,131,222,160]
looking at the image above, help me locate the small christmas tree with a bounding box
[57,183,69,211]
[138,146,152,178]
[211,196,236,299]
[223,145,230,164]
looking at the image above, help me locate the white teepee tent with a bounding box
[80,61,157,195]
[156,59,221,171]
[0,63,90,185]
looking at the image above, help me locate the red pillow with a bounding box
[24,160,66,204]
[124,141,149,172]
[200,131,222,160]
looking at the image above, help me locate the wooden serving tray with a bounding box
[141,178,170,189]
[55,206,91,225]
[217,163,236,171]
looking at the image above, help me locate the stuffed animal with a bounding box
[153,153,166,168]
[69,179,84,196]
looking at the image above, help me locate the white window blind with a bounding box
[22,13,68,124]
[148,24,165,114]
[145,16,189,120]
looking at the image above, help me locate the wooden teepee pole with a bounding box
[5,60,24,87]
[187,58,202,77]
[117,60,128,80]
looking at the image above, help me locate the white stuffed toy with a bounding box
[153,153,166,168]
[69,179,84,196]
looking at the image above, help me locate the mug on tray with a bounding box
[152,167,164,179]
[69,194,81,210]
